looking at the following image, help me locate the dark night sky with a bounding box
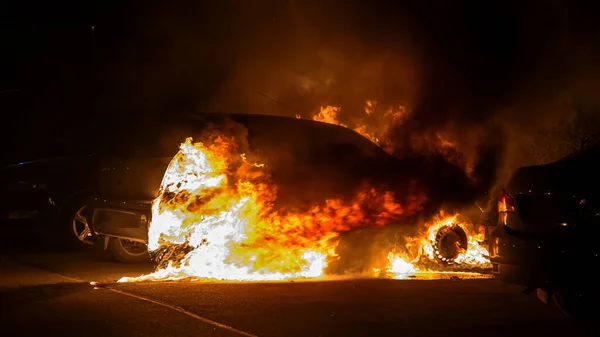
[2,0,600,166]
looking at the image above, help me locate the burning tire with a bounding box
[431,214,472,264]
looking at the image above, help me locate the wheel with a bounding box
[107,237,150,263]
[433,225,468,263]
[71,205,94,245]
[57,199,95,250]
[431,214,473,264]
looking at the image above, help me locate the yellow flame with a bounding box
[414,212,491,268]
[120,136,425,283]
[312,106,344,126]
[386,253,417,279]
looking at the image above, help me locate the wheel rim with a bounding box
[72,205,93,245]
[118,239,148,256]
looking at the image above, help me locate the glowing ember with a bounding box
[119,135,424,283]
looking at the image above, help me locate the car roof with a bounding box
[114,111,390,159]
[183,112,341,130]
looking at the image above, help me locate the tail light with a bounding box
[498,189,515,213]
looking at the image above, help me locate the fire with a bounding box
[386,253,417,278]
[311,105,382,145]
[312,105,345,126]
[118,114,491,283]
[308,103,473,177]
[411,212,491,269]
[371,212,491,278]
[120,135,424,283]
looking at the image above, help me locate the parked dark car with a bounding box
[490,144,600,318]
[0,156,97,249]
[85,112,488,264]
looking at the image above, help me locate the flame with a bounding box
[312,106,345,126]
[308,103,474,177]
[120,135,425,283]
[308,103,409,157]
[118,114,490,283]
[412,212,491,269]
[386,252,417,279]
[454,234,492,266]
[311,105,387,149]
[371,212,491,278]
[364,100,377,115]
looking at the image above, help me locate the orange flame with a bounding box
[372,212,491,278]
[119,135,425,282]
[312,106,345,126]
[308,103,474,178]
[310,105,391,148]
[118,114,491,283]
[411,212,491,268]
[385,252,417,279]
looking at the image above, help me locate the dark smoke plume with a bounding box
[29,0,596,210]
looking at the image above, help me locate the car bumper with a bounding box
[489,224,600,287]
[87,198,152,243]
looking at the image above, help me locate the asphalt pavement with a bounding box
[1,242,597,337]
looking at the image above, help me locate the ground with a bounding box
[1,236,597,337]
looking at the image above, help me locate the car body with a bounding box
[490,144,600,317]
[85,112,488,263]
[0,156,98,248]
[0,112,488,263]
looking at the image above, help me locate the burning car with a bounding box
[490,143,600,318]
[82,112,490,280]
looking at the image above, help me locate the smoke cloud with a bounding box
[90,0,600,210]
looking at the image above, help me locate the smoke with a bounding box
[94,1,600,209]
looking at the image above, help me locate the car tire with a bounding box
[431,214,473,264]
[58,198,95,251]
[107,237,150,263]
